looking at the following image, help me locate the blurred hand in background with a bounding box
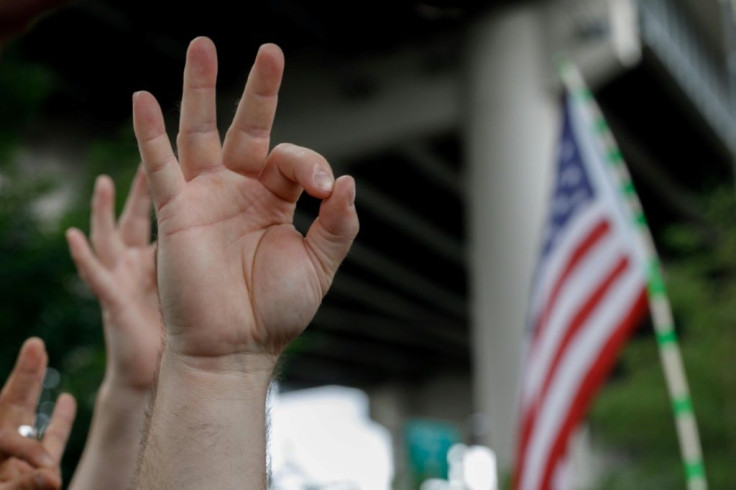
[0,338,76,489]
[65,167,162,490]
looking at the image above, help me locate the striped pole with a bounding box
[558,60,708,490]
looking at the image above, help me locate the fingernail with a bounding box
[314,169,334,192]
[41,455,54,467]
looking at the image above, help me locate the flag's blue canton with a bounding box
[541,97,595,258]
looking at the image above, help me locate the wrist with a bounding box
[161,339,279,379]
[101,368,155,398]
[159,348,276,396]
[97,376,151,410]
[84,376,151,450]
[138,348,272,489]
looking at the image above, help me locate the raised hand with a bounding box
[132,36,358,489]
[0,339,76,489]
[65,170,162,490]
[132,37,359,372]
[66,168,161,391]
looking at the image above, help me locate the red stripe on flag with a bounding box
[539,287,648,489]
[515,253,630,490]
[530,219,611,349]
[539,255,630,410]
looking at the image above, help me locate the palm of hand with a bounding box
[134,38,358,363]
[101,242,161,389]
[157,169,324,358]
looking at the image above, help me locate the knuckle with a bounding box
[271,142,295,156]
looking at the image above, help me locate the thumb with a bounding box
[304,175,359,293]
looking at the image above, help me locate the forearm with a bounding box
[133,349,274,490]
[68,379,150,490]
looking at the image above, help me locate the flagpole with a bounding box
[557,60,708,490]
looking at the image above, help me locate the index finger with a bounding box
[0,339,46,427]
[133,91,185,213]
[222,43,284,177]
[0,431,54,468]
[118,165,152,246]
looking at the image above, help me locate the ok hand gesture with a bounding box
[132,37,359,372]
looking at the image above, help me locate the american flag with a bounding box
[513,91,649,490]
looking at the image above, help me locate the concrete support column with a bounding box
[464,2,560,472]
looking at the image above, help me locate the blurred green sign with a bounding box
[405,418,461,481]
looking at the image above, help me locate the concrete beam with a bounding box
[398,141,463,195]
[313,305,468,352]
[357,182,465,265]
[294,211,467,319]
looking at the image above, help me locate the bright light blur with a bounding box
[269,384,394,489]
[420,444,498,490]
[462,445,497,490]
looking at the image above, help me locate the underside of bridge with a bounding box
[14,0,733,394]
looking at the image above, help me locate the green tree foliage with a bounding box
[590,188,736,489]
[0,50,54,163]
[0,47,141,481]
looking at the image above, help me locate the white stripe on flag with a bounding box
[520,261,644,490]
[522,227,624,404]
[566,94,647,271]
[527,201,609,325]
